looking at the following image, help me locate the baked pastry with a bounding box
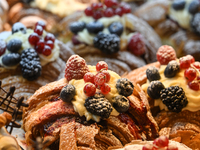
[108,135,192,150]
[0,21,74,101]
[58,0,162,75]
[0,112,21,150]
[134,0,200,61]
[22,55,159,150]
[0,0,9,32]
[7,0,98,35]
[124,45,200,149]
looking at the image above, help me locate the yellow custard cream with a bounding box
[30,0,96,17]
[0,29,59,68]
[169,0,193,30]
[142,65,200,112]
[69,65,120,122]
[77,14,134,48]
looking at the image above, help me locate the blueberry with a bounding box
[108,22,123,36]
[113,95,129,113]
[188,0,200,14]
[60,84,76,103]
[147,81,165,99]
[12,22,27,34]
[172,0,186,10]
[69,21,86,34]
[86,21,104,34]
[164,60,180,78]
[7,39,22,53]
[2,53,21,67]
[191,12,200,35]
[116,78,134,97]
[146,66,161,82]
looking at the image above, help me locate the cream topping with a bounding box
[30,0,96,17]
[169,0,193,30]
[0,29,59,69]
[69,65,120,122]
[142,64,200,112]
[76,14,134,48]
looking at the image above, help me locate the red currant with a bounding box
[188,80,200,91]
[96,61,108,71]
[84,72,95,83]
[101,83,111,94]
[120,2,131,13]
[167,145,178,150]
[72,36,81,45]
[83,83,96,97]
[115,7,124,16]
[0,40,6,56]
[104,0,118,8]
[35,39,45,53]
[34,25,43,36]
[179,55,195,69]
[44,33,55,43]
[94,73,106,86]
[128,33,146,56]
[46,40,54,49]
[184,67,197,81]
[42,45,52,56]
[93,10,103,20]
[84,7,93,16]
[28,33,40,46]
[100,70,110,82]
[36,20,46,29]
[153,136,169,148]
[193,61,200,70]
[91,3,103,10]
[104,8,114,17]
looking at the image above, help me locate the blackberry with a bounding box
[191,13,200,35]
[60,84,76,103]
[84,96,112,119]
[116,78,134,97]
[164,60,180,78]
[2,53,21,67]
[93,32,120,54]
[160,86,188,113]
[108,22,124,36]
[86,21,104,34]
[69,21,86,34]
[20,48,41,81]
[7,38,22,53]
[12,22,27,34]
[146,66,161,82]
[172,0,186,10]
[113,95,129,113]
[147,81,165,99]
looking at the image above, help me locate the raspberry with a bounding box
[156,45,177,65]
[65,55,89,81]
[128,33,146,56]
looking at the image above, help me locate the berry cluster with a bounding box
[83,61,111,97]
[84,0,131,20]
[180,55,200,91]
[142,136,178,150]
[28,21,55,56]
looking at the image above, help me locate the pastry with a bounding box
[108,135,192,150]
[0,0,9,32]
[7,0,98,35]
[0,112,21,150]
[58,0,162,75]
[134,0,200,61]
[124,45,200,149]
[0,21,74,102]
[22,55,159,150]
